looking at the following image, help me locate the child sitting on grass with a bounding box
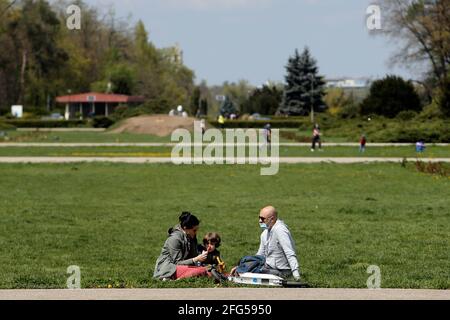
[197,232,226,273]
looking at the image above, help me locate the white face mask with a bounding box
[259,216,272,230]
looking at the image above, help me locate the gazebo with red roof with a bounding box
[56,92,145,120]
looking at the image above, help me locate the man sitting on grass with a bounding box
[231,206,301,281]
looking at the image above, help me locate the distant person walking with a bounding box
[311,124,322,152]
[200,119,206,136]
[360,135,367,153]
[416,141,426,153]
[261,124,272,150]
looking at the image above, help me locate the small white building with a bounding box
[326,78,372,88]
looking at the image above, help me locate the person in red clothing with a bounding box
[360,135,367,153]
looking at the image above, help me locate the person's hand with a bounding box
[194,251,208,263]
[230,266,238,276]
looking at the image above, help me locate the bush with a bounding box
[4,120,87,128]
[92,117,115,128]
[396,110,418,121]
[369,121,450,143]
[207,119,305,129]
[360,75,422,118]
[111,100,171,121]
[0,122,16,131]
[418,103,443,120]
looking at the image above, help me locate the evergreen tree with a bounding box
[244,85,282,115]
[278,47,326,116]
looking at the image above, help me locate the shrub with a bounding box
[0,122,16,131]
[92,117,115,128]
[396,110,418,121]
[360,75,422,118]
[415,161,449,177]
[208,120,304,129]
[418,103,443,120]
[4,120,87,128]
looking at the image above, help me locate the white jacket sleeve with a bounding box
[277,226,300,276]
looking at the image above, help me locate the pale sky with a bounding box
[83,0,413,86]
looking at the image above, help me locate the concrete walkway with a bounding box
[0,157,449,164]
[0,288,448,300]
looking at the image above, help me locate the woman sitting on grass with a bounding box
[153,212,209,281]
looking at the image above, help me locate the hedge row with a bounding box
[208,120,305,129]
[4,120,88,128]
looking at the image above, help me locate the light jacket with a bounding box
[256,219,300,276]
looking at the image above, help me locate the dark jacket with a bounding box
[197,245,221,266]
[153,225,199,279]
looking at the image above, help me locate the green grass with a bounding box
[0,146,449,158]
[0,163,449,289]
[2,131,172,143]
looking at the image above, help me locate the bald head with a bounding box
[259,206,278,228]
[260,206,277,218]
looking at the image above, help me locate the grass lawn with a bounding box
[0,146,449,158]
[0,163,448,289]
[0,129,369,144]
[2,131,172,143]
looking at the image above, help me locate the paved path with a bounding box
[0,142,449,147]
[0,288,448,300]
[0,157,449,164]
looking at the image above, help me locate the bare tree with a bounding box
[379,0,450,89]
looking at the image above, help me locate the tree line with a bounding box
[0,0,195,115]
[0,0,448,119]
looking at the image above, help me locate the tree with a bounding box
[278,47,326,117]
[2,0,68,108]
[438,79,450,117]
[360,75,422,118]
[380,0,449,115]
[324,88,354,116]
[243,85,282,115]
[222,79,253,113]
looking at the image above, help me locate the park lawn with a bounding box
[1,130,339,143]
[3,131,172,143]
[0,163,448,289]
[0,146,449,158]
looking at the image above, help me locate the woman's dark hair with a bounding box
[179,212,200,230]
